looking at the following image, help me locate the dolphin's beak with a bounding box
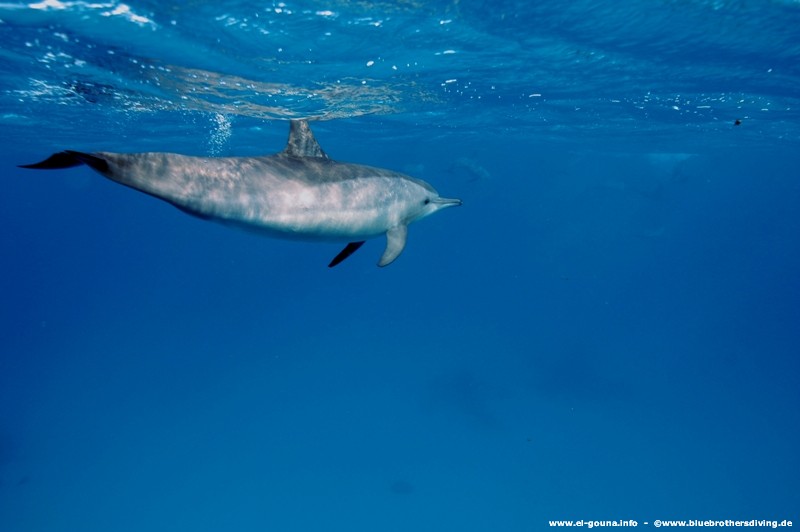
[433,197,463,208]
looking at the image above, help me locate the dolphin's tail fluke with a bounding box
[19,150,109,173]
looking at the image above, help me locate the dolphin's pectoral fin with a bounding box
[328,241,365,268]
[20,150,109,173]
[378,225,408,267]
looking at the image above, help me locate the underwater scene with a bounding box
[1,1,799,530]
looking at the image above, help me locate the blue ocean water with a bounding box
[1,0,799,530]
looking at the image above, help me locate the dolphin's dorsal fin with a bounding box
[282,119,328,159]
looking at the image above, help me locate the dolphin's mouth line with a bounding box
[433,197,462,207]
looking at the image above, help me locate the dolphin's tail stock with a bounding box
[19,150,109,173]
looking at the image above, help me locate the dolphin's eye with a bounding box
[423,198,431,205]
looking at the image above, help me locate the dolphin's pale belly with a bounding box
[99,152,422,241]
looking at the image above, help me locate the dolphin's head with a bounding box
[421,193,462,218]
[403,179,462,224]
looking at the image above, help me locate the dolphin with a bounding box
[20,120,461,267]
